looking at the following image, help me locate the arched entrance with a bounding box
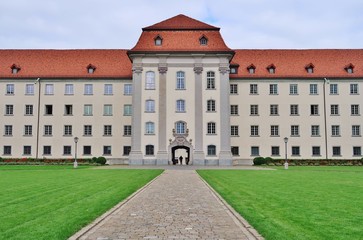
[172,145,190,165]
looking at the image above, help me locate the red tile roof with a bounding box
[231,49,363,78]
[143,14,220,31]
[0,49,132,79]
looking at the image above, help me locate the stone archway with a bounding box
[168,134,193,165]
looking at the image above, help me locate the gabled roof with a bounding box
[143,14,220,31]
[230,49,363,78]
[0,49,132,79]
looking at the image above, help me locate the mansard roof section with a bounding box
[0,49,132,79]
[142,14,220,31]
[230,49,363,79]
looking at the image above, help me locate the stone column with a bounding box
[129,60,144,165]
[218,62,233,165]
[193,61,205,165]
[156,60,168,165]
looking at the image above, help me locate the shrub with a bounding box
[253,157,266,165]
[91,157,98,163]
[96,157,107,165]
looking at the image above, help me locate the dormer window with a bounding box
[345,64,354,74]
[199,36,208,45]
[11,64,20,74]
[247,64,256,74]
[154,35,162,46]
[230,67,237,74]
[87,64,96,74]
[305,63,314,74]
[267,64,276,74]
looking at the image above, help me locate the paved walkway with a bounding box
[71,170,263,240]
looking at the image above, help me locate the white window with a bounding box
[330,105,339,115]
[25,105,33,115]
[6,84,14,95]
[207,100,216,112]
[250,105,258,115]
[250,84,258,94]
[45,84,54,95]
[289,84,298,95]
[145,122,155,135]
[124,105,132,116]
[154,36,162,46]
[5,105,13,115]
[103,104,113,116]
[270,105,279,115]
[311,105,319,115]
[231,125,239,136]
[291,125,299,136]
[5,125,13,136]
[145,72,155,90]
[231,105,239,115]
[145,100,155,112]
[310,84,318,95]
[124,84,132,95]
[350,84,359,94]
[332,125,340,136]
[84,105,93,116]
[44,125,52,136]
[24,125,32,136]
[269,84,278,95]
[251,146,259,156]
[104,125,112,136]
[271,125,279,136]
[311,125,320,136]
[230,84,238,94]
[176,99,185,112]
[206,71,215,89]
[290,105,299,115]
[330,84,338,95]
[65,84,74,95]
[25,84,34,95]
[351,105,360,115]
[176,71,185,89]
[104,84,113,95]
[84,125,92,136]
[175,121,186,134]
[64,125,72,136]
[207,122,216,135]
[124,125,132,136]
[251,125,259,136]
[200,36,208,45]
[352,125,360,136]
[84,84,93,95]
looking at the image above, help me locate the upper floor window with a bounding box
[247,64,256,74]
[176,71,185,89]
[270,104,279,115]
[154,35,162,46]
[104,84,113,95]
[332,125,340,136]
[4,125,13,136]
[206,71,215,89]
[124,125,132,136]
[310,84,318,95]
[251,125,259,136]
[351,104,360,115]
[269,84,278,95]
[175,121,186,134]
[145,100,155,112]
[267,64,275,74]
[230,67,237,74]
[11,64,20,74]
[124,84,132,95]
[311,105,319,115]
[103,104,113,116]
[345,64,354,74]
[145,122,155,135]
[176,99,185,112]
[124,104,132,116]
[352,125,361,136]
[350,84,359,94]
[25,84,34,95]
[6,84,14,95]
[250,84,258,94]
[65,105,73,115]
[45,84,54,95]
[330,104,339,115]
[270,125,279,136]
[207,100,216,112]
[65,84,74,95]
[231,125,239,136]
[5,105,14,115]
[291,125,299,136]
[199,36,208,45]
[87,64,96,74]
[84,84,93,95]
[330,84,338,95]
[311,125,320,136]
[145,71,155,90]
[84,104,93,116]
[230,84,238,94]
[290,104,299,115]
[250,105,258,115]
[25,105,33,115]
[305,63,314,73]
[289,84,298,95]
[231,105,239,115]
[207,122,216,135]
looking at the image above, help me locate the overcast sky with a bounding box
[1,0,362,50]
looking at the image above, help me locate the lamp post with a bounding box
[74,137,79,168]
[284,137,288,170]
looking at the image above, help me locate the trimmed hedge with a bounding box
[254,157,363,166]
[0,157,108,165]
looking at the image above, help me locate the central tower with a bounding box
[127,14,235,165]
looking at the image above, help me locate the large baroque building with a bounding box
[1,15,362,165]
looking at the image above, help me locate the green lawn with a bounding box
[198,167,363,240]
[0,166,163,240]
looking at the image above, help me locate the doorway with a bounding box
[171,146,190,165]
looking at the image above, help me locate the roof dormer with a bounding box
[87,64,96,74]
[305,63,314,74]
[11,64,21,74]
[247,64,256,74]
[267,64,276,74]
[199,35,208,46]
[154,35,163,46]
[344,63,354,74]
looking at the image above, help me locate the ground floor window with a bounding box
[123,146,131,156]
[353,146,361,156]
[291,146,300,156]
[83,146,91,155]
[312,146,321,156]
[207,145,216,156]
[231,146,239,156]
[43,146,51,155]
[103,146,112,155]
[332,146,341,156]
[23,146,31,155]
[3,146,11,155]
[271,146,280,156]
[63,146,72,155]
[251,146,259,156]
[145,145,154,155]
